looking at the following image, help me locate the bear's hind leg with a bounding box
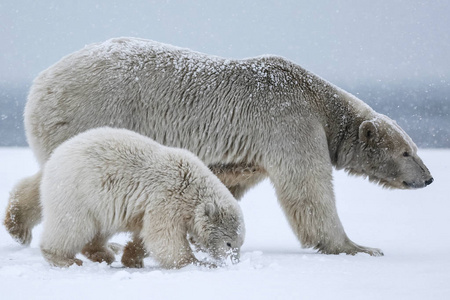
[4,171,43,245]
[81,234,116,265]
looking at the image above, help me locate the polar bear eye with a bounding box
[226,242,232,247]
[403,151,410,157]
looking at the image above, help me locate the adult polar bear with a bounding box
[5,37,433,255]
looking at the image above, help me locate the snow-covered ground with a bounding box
[0,148,449,300]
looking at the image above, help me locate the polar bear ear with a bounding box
[205,202,218,220]
[359,120,378,144]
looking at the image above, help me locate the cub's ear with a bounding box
[359,120,378,144]
[205,202,218,219]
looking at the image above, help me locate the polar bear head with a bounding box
[192,200,245,264]
[346,114,433,189]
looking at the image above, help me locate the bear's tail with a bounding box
[4,171,42,245]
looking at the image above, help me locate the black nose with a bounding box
[425,177,434,186]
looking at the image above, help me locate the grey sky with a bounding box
[1,0,449,88]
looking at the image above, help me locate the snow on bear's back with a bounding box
[78,37,229,75]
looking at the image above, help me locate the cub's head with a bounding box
[192,200,245,264]
[348,115,433,189]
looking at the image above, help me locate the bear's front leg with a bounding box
[268,139,383,256]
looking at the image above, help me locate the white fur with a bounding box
[5,38,432,255]
[39,127,245,268]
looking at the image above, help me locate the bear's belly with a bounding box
[209,163,267,199]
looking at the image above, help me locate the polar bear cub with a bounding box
[39,127,245,268]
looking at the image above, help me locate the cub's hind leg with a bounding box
[40,220,92,267]
[40,209,97,267]
[41,248,83,268]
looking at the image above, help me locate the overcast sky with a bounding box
[1,0,449,88]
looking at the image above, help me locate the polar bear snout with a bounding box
[402,176,434,189]
[402,178,433,189]
[425,177,434,186]
[400,154,433,189]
